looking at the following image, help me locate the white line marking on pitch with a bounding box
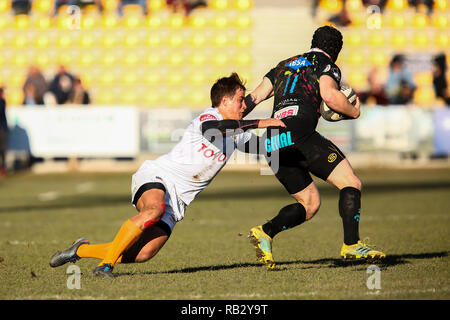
[38,191,59,201]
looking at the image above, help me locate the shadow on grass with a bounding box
[115,251,448,277]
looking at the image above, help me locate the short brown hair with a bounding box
[210,73,246,107]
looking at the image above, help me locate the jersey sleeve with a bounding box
[320,63,342,85]
[264,67,277,85]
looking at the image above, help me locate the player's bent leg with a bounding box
[290,181,321,221]
[93,189,166,278]
[326,159,361,191]
[49,238,89,267]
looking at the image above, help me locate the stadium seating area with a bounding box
[0,0,253,108]
[316,0,450,107]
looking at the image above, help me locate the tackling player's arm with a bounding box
[201,118,285,136]
[319,75,360,119]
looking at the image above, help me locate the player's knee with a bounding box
[139,203,165,229]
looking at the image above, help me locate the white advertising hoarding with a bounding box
[7,106,139,158]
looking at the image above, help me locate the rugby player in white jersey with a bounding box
[49,73,285,278]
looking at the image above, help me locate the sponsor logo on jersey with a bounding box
[286,57,312,70]
[328,153,337,163]
[197,143,227,162]
[199,114,218,122]
[264,131,294,153]
[274,105,299,120]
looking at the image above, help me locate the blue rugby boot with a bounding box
[92,264,115,279]
[49,238,89,267]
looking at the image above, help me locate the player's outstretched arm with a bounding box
[201,118,285,136]
[243,77,274,118]
[319,75,360,119]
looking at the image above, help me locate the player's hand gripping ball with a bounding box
[320,86,357,122]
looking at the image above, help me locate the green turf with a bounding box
[0,168,449,300]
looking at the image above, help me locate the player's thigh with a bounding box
[326,158,361,190]
[290,181,321,220]
[273,149,314,195]
[301,131,346,182]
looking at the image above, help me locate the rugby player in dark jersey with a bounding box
[244,26,386,268]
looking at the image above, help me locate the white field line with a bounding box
[37,182,94,202]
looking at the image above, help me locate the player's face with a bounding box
[223,88,246,120]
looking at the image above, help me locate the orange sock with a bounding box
[77,243,123,263]
[98,219,142,267]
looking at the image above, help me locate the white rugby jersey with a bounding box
[152,107,252,206]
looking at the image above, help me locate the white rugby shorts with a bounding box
[131,160,186,232]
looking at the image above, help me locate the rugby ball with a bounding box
[320,86,357,122]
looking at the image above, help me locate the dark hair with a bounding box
[210,72,246,107]
[390,54,405,67]
[311,25,343,62]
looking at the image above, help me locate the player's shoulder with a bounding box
[197,107,222,123]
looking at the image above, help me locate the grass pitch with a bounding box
[0,167,449,300]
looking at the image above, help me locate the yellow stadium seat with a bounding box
[99,71,116,85]
[348,52,364,66]
[146,33,162,47]
[190,53,207,66]
[123,15,142,28]
[190,33,207,47]
[189,12,208,28]
[147,0,166,12]
[432,14,448,28]
[213,53,229,66]
[13,53,28,67]
[167,90,184,106]
[101,34,117,48]
[387,0,407,10]
[33,0,53,15]
[81,15,97,29]
[6,89,24,106]
[35,16,52,29]
[124,34,140,47]
[234,52,251,66]
[189,90,208,107]
[143,91,161,106]
[0,1,11,14]
[79,34,95,47]
[190,72,208,86]
[414,72,433,87]
[146,15,163,29]
[413,32,429,47]
[144,72,161,86]
[211,0,229,10]
[124,53,140,66]
[79,53,95,67]
[122,4,143,16]
[319,0,342,14]
[14,14,30,30]
[346,32,363,47]
[414,87,435,107]
[346,0,363,11]
[34,34,50,48]
[368,32,385,47]
[10,73,26,87]
[388,13,406,28]
[169,13,185,29]
[168,34,184,48]
[57,34,73,48]
[122,72,139,85]
[103,0,119,13]
[412,13,429,28]
[34,53,51,68]
[347,71,367,90]
[121,90,139,105]
[213,15,228,29]
[213,34,229,47]
[391,32,407,48]
[167,72,184,86]
[370,52,389,67]
[236,34,251,47]
[146,53,161,66]
[168,53,184,67]
[235,0,253,10]
[57,53,74,67]
[0,15,11,30]
[235,15,252,28]
[434,0,448,11]
[102,14,120,28]
[100,52,117,66]
[435,33,449,48]
[13,35,28,49]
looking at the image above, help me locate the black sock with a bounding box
[262,203,307,238]
[339,187,361,245]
